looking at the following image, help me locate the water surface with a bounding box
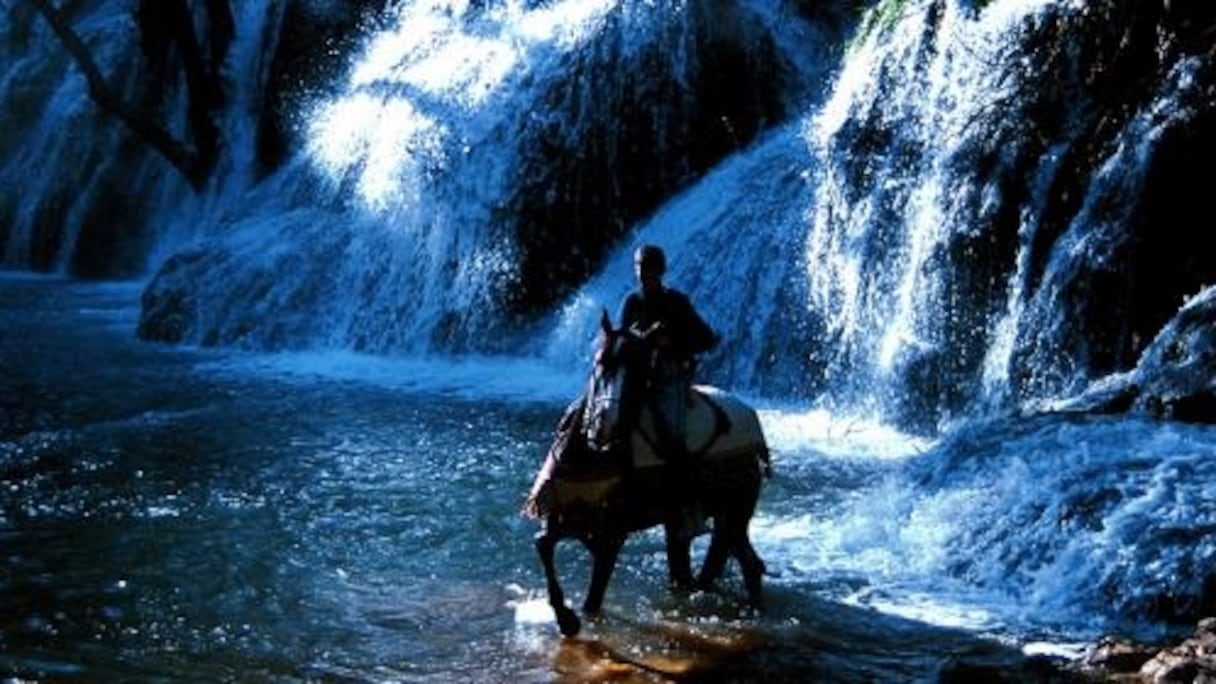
[2,275,1173,681]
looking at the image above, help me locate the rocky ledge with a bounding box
[1051,285,1216,425]
[1081,617,1216,682]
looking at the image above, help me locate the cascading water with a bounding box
[117,0,839,355]
[2,0,1212,412]
[538,124,820,396]
[795,0,1216,429]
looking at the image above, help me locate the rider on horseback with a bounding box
[525,247,767,633]
[618,244,719,484]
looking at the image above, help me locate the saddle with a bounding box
[521,389,732,519]
[626,389,732,469]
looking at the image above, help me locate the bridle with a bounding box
[582,309,651,453]
[583,328,627,452]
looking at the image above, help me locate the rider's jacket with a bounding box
[617,286,718,377]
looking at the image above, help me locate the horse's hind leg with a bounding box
[695,526,732,589]
[735,535,766,606]
[695,514,766,605]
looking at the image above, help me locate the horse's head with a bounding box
[582,309,645,452]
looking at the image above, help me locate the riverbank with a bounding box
[1080,618,1216,682]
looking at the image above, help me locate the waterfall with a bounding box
[126,0,838,354]
[790,0,1215,428]
[3,0,1213,432]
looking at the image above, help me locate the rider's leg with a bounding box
[650,375,689,463]
[651,374,703,537]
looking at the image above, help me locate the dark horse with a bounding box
[523,310,771,636]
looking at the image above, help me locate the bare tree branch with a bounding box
[22,0,211,188]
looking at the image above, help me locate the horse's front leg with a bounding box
[582,534,624,615]
[535,530,581,636]
[663,522,696,591]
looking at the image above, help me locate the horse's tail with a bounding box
[757,445,773,479]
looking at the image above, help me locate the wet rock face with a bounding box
[1003,1,1216,405]
[1051,285,1216,425]
[137,250,207,344]
[500,1,817,318]
[1133,286,1216,423]
[1084,636,1158,676]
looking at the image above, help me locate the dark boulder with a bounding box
[1049,285,1216,424]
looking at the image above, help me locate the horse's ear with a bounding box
[599,308,612,335]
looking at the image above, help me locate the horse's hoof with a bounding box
[556,606,582,637]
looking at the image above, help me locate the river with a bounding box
[4,274,1213,682]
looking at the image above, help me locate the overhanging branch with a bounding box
[23,0,211,189]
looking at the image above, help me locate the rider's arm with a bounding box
[670,291,718,356]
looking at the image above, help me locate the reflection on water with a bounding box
[1,276,1072,681]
